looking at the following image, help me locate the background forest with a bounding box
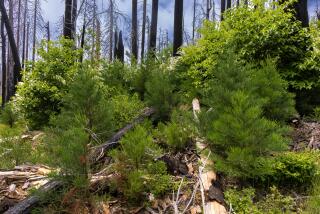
[1,0,320,213]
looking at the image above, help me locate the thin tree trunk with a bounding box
[226,0,231,9]
[221,0,226,20]
[206,0,210,19]
[16,0,22,55]
[109,0,114,61]
[0,0,22,93]
[116,31,124,62]
[95,18,101,60]
[91,0,96,61]
[64,0,73,39]
[22,0,27,67]
[46,21,50,50]
[71,0,77,38]
[173,0,183,56]
[131,0,138,61]
[192,0,196,43]
[113,29,118,60]
[141,0,147,60]
[80,22,85,62]
[32,0,38,61]
[149,0,158,54]
[26,22,29,62]
[1,16,7,107]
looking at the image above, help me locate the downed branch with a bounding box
[3,107,156,214]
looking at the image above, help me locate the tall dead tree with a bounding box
[173,0,183,56]
[206,0,211,19]
[1,16,7,106]
[221,0,226,20]
[131,0,138,61]
[71,0,78,37]
[109,0,114,61]
[22,0,27,67]
[115,31,124,62]
[26,22,29,61]
[113,30,118,59]
[192,0,196,43]
[64,0,73,39]
[32,0,38,61]
[149,0,158,53]
[141,0,147,60]
[226,0,231,9]
[0,0,22,94]
[293,0,309,27]
[46,21,50,42]
[16,0,22,55]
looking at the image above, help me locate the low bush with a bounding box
[1,102,18,128]
[110,125,171,202]
[225,187,295,214]
[269,151,320,188]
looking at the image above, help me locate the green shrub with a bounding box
[0,127,33,169]
[1,102,18,128]
[225,187,295,214]
[270,151,320,188]
[313,107,320,121]
[145,69,178,121]
[110,125,171,202]
[257,186,295,214]
[202,52,292,178]
[225,188,261,214]
[177,1,311,94]
[110,93,145,129]
[154,110,196,151]
[16,39,81,129]
[305,177,320,213]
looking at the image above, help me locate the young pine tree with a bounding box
[201,51,293,178]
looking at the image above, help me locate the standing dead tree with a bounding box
[0,0,22,96]
[149,0,158,54]
[173,0,184,56]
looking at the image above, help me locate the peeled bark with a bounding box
[149,0,158,53]
[173,0,183,56]
[131,0,138,61]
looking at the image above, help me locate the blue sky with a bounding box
[42,0,319,40]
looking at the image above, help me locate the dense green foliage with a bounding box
[110,125,171,201]
[200,52,293,178]
[225,187,295,214]
[1,102,18,128]
[16,39,81,129]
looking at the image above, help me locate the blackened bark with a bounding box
[149,0,158,53]
[71,0,77,36]
[173,0,183,56]
[0,0,22,89]
[64,0,73,39]
[226,0,231,9]
[294,0,309,27]
[131,0,138,61]
[22,0,27,67]
[16,0,22,54]
[113,30,118,60]
[32,0,37,61]
[141,0,147,60]
[109,0,114,61]
[115,31,124,62]
[221,0,225,21]
[80,22,85,62]
[1,16,6,107]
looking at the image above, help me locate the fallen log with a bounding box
[3,107,155,214]
[90,107,156,162]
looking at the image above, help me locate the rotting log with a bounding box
[3,107,155,214]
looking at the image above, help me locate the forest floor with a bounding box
[0,118,318,213]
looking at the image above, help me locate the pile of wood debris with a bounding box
[0,165,51,213]
[291,119,320,151]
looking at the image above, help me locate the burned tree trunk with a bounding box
[109,0,114,61]
[221,0,226,20]
[141,0,147,60]
[131,0,138,61]
[32,0,38,61]
[22,0,27,67]
[0,0,22,91]
[173,0,183,56]
[71,0,77,37]
[149,0,158,54]
[64,0,73,39]
[1,16,6,107]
